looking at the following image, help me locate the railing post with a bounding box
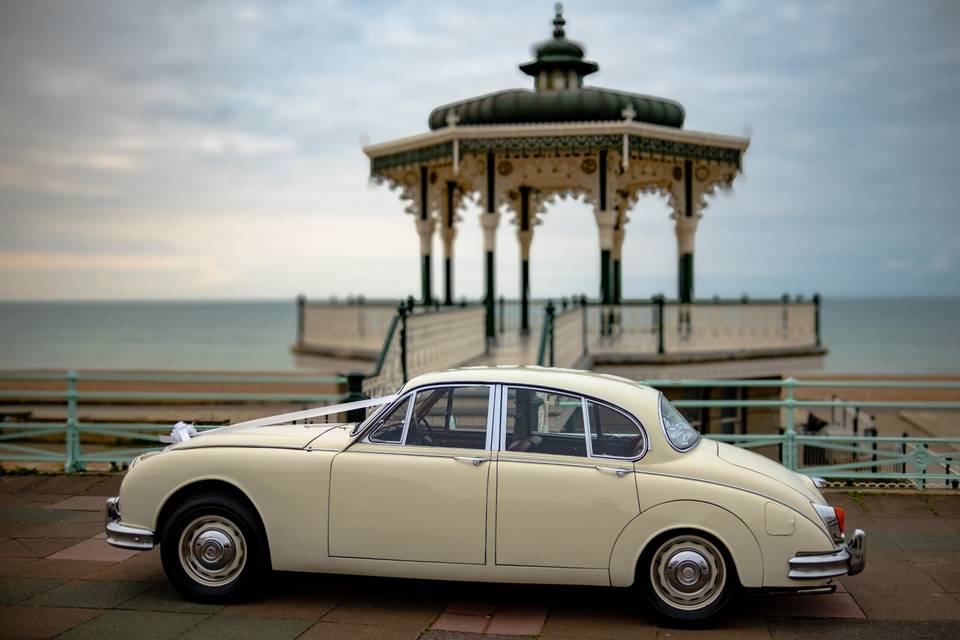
[498,296,505,335]
[345,372,368,423]
[654,295,665,355]
[901,432,907,475]
[784,377,797,471]
[399,301,409,383]
[545,300,556,367]
[580,295,588,358]
[813,292,822,347]
[65,371,80,473]
[295,294,306,347]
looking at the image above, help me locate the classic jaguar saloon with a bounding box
[106,367,865,622]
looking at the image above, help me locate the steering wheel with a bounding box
[416,416,436,446]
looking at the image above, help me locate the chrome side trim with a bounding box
[788,529,866,579]
[105,497,155,551]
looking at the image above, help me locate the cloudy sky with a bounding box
[0,0,958,301]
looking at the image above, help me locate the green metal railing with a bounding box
[0,371,348,471]
[3,371,959,487]
[646,378,960,488]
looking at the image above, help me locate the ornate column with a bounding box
[416,165,434,304]
[595,208,617,305]
[481,212,501,340]
[482,152,499,340]
[672,159,703,303]
[518,185,533,334]
[611,216,625,304]
[442,180,457,305]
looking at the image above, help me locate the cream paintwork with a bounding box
[116,366,840,590]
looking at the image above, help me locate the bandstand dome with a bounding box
[428,4,685,130]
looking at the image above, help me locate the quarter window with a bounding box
[504,388,587,457]
[586,401,645,458]
[367,397,410,444]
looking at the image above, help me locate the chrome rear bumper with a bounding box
[788,529,866,579]
[105,497,155,551]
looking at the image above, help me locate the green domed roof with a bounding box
[429,87,685,130]
[427,4,685,131]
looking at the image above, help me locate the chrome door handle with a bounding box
[454,456,487,466]
[595,466,627,478]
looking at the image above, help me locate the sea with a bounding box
[0,298,958,374]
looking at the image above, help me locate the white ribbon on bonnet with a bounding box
[161,394,397,443]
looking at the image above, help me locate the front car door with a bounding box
[328,384,494,564]
[495,386,645,569]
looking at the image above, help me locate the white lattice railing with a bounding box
[588,300,819,356]
[362,306,487,399]
[298,301,397,357]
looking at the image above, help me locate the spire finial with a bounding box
[552,3,565,38]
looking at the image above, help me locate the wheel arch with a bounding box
[609,500,763,588]
[155,478,270,562]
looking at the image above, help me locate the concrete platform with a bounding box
[1,475,960,639]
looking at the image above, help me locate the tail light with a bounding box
[813,503,845,544]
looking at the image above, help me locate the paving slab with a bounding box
[866,517,958,534]
[29,476,103,496]
[220,590,342,620]
[19,520,103,539]
[756,593,865,619]
[0,604,104,639]
[59,609,208,640]
[302,621,424,639]
[322,594,442,632]
[861,495,940,519]
[0,576,62,604]
[0,476,47,493]
[25,578,152,608]
[82,546,164,582]
[46,496,110,512]
[16,536,88,558]
[839,560,944,593]
[180,615,313,640]
[657,613,772,640]
[4,558,106,580]
[118,581,223,614]
[541,605,657,638]
[0,506,88,524]
[445,601,497,617]
[47,538,139,562]
[851,590,960,620]
[766,618,960,640]
[915,561,960,592]
[485,603,549,635]
[430,611,491,634]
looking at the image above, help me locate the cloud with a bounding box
[0,0,958,300]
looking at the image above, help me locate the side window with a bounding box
[367,397,410,444]
[504,387,587,457]
[587,401,645,458]
[406,386,489,450]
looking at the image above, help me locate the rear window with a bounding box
[660,394,701,451]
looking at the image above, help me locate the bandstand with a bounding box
[363,4,748,339]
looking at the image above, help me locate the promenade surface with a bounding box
[2,475,960,639]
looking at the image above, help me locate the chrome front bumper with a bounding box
[788,529,866,580]
[105,497,156,551]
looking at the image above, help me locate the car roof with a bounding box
[401,366,660,410]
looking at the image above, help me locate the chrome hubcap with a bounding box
[179,515,246,587]
[651,536,725,610]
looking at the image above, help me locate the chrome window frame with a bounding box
[496,383,649,461]
[360,383,496,451]
[658,391,702,453]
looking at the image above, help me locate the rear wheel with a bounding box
[640,532,735,623]
[160,493,268,602]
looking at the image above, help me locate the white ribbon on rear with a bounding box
[161,394,397,443]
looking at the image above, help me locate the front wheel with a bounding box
[160,493,268,602]
[640,532,735,623]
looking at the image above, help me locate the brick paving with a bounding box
[1,476,960,639]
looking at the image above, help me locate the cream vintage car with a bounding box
[106,367,865,622]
